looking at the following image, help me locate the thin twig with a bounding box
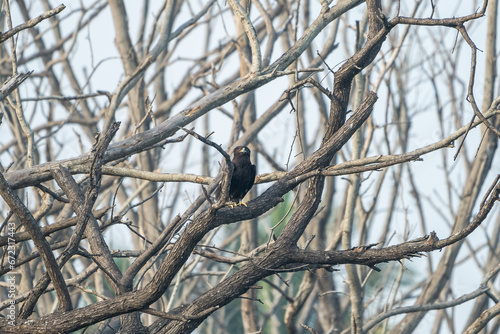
[0,4,66,43]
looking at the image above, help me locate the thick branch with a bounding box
[4,0,365,190]
[290,176,500,266]
[0,72,32,101]
[0,174,72,313]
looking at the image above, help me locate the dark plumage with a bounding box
[227,146,256,206]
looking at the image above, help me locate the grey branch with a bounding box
[0,4,66,43]
[0,71,32,101]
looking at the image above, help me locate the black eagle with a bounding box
[224,146,256,207]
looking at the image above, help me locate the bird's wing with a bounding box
[250,164,256,185]
[242,164,256,194]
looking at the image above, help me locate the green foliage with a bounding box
[114,257,130,273]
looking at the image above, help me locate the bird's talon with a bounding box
[226,201,248,208]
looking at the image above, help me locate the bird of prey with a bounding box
[225,146,256,207]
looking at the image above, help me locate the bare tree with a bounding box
[0,1,499,333]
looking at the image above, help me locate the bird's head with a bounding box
[233,146,251,155]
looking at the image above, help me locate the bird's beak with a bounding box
[240,147,248,153]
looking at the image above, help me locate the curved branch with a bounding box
[4,1,365,190]
[0,175,72,313]
[227,0,262,72]
[363,286,489,332]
